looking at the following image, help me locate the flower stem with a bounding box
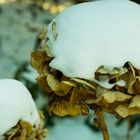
[127,118,132,140]
[96,110,110,140]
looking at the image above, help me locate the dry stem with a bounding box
[127,118,132,140]
[96,110,110,140]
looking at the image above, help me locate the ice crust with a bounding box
[0,79,40,135]
[46,0,140,80]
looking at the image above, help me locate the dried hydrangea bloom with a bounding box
[0,79,47,140]
[31,51,140,118]
[31,0,140,118]
[31,1,140,139]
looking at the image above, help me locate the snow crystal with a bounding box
[46,0,140,81]
[0,79,40,135]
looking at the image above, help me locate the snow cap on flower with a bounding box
[0,79,40,136]
[45,0,140,80]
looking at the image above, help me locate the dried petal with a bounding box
[31,51,51,74]
[115,105,129,118]
[71,78,95,91]
[129,95,140,108]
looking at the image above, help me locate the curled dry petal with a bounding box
[31,51,52,74]
[47,74,73,96]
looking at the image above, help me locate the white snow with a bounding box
[46,0,140,81]
[0,79,40,135]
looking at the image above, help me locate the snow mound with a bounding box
[0,79,40,135]
[46,0,140,80]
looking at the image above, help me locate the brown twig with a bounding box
[96,110,110,140]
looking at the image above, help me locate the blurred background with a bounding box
[0,0,140,140]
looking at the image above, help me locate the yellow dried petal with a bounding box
[115,92,132,101]
[129,95,140,108]
[67,104,81,116]
[47,74,61,91]
[49,100,68,116]
[103,92,116,103]
[71,78,95,91]
[20,120,33,135]
[59,81,73,94]
[115,104,140,118]
[115,105,129,118]
[61,81,76,87]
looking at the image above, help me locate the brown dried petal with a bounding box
[31,51,51,74]
[49,100,68,116]
[47,74,73,96]
[37,74,52,93]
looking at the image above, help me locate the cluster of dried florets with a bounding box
[4,112,48,140]
[30,1,140,140]
[31,42,140,119]
[0,79,48,140]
